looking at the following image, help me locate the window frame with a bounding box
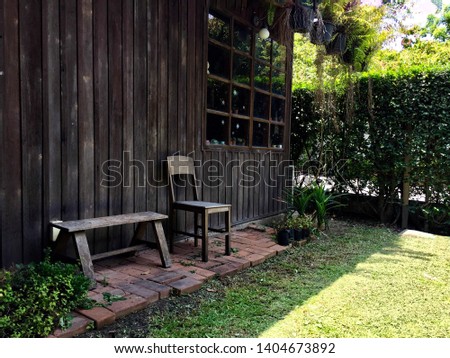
[205,9,288,151]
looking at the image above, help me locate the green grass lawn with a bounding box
[142,221,450,338]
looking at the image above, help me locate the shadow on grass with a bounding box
[148,223,406,337]
[79,222,408,338]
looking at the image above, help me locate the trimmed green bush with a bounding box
[0,254,91,337]
[290,68,450,232]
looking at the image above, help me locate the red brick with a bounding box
[169,277,203,295]
[150,271,185,284]
[76,306,116,329]
[106,294,149,319]
[117,283,160,304]
[245,246,277,258]
[133,279,172,299]
[187,266,216,280]
[52,313,93,338]
[271,243,291,253]
[246,253,266,266]
[210,263,241,277]
[218,255,251,268]
[190,259,222,269]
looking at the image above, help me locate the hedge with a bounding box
[290,68,450,233]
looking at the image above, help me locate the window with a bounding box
[206,11,287,149]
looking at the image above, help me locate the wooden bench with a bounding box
[50,212,172,286]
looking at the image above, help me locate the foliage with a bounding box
[0,253,91,337]
[370,40,450,73]
[309,182,345,228]
[421,5,450,41]
[281,181,345,229]
[290,68,450,230]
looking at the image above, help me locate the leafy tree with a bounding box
[421,5,450,41]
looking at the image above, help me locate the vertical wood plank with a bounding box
[108,0,123,249]
[2,0,22,266]
[20,0,43,262]
[60,0,79,221]
[134,0,147,216]
[122,0,134,240]
[186,0,196,154]
[93,0,109,254]
[146,0,157,242]
[78,0,95,253]
[157,0,169,217]
[0,0,5,266]
[42,0,62,249]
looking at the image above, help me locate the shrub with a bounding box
[0,253,91,337]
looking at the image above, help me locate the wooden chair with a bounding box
[167,155,231,262]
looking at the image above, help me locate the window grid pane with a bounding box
[206,11,287,150]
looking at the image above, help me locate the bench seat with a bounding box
[51,211,172,288]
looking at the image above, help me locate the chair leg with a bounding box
[201,212,209,262]
[194,212,199,247]
[225,209,231,256]
[169,208,175,253]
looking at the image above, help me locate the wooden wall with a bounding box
[0,0,292,268]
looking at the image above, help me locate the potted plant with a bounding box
[325,29,346,55]
[273,216,291,246]
[310,182,345,230]
[310,0,345,45]
[298,214,314,240]
[290,1,315,33]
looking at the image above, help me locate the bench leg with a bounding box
[73,231,96,288]
[152,221,172,268]
[131,222,148,243]
[52,231,72,258]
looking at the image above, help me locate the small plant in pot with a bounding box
[298,214,314,241]
[273,216,291,246]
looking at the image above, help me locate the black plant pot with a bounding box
[302,228,311,241]
[326,32,347,55]
[294,229,302,241]
[323,21,336,43]
[277,229,290,246]
[290,4,314,33]
[310,20,336,45]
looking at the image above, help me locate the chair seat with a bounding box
[173,200,231,212]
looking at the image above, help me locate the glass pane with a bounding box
[208,13,230,44]
[234,22,251,53]
[254,91,270,119]
[271,97,285,122]
[252,122,269,147]
[208,43,230,79]
[231,86,250,116]
[270,124,284,148]
[230,118,249,146]
[206,114,229,145]
[272,41,286,70]
[255,36,271,62]
[207,79,229,112]
[233,54,251,85]
[254,62,270,91]
[272,70,285,95]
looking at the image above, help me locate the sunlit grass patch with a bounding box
[146,223,450,338]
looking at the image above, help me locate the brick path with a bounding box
[51,226,289,337]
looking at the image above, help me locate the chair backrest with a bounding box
[167,155,200,203]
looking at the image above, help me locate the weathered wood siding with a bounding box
[0,0,292,267]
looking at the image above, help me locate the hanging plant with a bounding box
[325,30,347,55]
[290,2,315,33]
